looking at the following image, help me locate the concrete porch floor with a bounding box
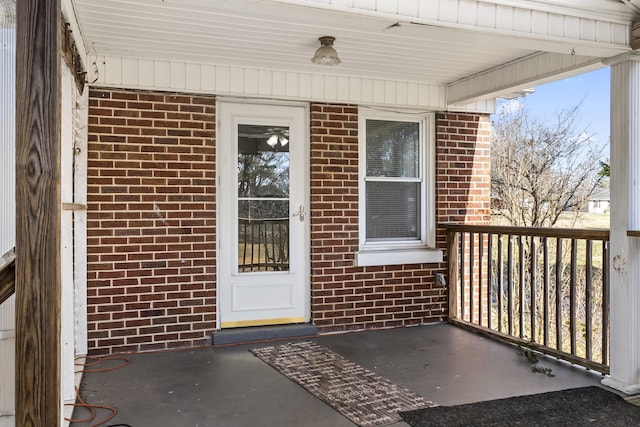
[71,323,604,427]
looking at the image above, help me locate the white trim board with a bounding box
[91,56,447,110]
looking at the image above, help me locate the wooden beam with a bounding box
[16,0,62,425]
[632,19,640,51]
[0,248,16,304]
[0,266,14,304]
[61,15,87,92]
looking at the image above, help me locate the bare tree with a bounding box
[491,101,605,227]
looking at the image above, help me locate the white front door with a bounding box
[218,102,309,328]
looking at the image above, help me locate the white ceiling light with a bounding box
[266,132,288,147]
[311,36,341,66]
[266,134,279,147]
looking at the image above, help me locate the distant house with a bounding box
[586,189,610,214]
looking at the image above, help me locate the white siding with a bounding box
[447,51,603,105]
[59,62,90,427]
[60,63,75,409]
[0,8,15,254]
[93,55,448,110]
[269,0,631,49]
[0,296,14,424]
[0,2,15,425]
[73,87,89,358]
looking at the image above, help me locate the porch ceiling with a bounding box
[72,0,533,85]
[69,0,638,105]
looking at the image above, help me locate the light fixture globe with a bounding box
[311,36,341,66]
[266,134,279,147]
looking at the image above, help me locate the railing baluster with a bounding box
[265,221,273,270]
[518,235,525,339]
[249,221,255,270]
[530,237,537,343]
[487,233,493,330]
[585,239,593,361]
[258,221,263,270]
[284,221,289,269]
[602,240,610,365]
[470,232,475,324]
[278,222,283,269]
[556,237,563,352]
[460,232,466,321]
[242,222,248,271]
[447,230,460,320]
[543,237,549,347]
[507,235,514,336]
[498,234,504,333]
[570,238,577,355]
[479,232,484,327]
[283,221,290,269]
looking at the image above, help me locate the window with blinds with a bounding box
[356,110,439,266]
[364,118,422,242]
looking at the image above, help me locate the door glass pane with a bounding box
[237,124,290,272]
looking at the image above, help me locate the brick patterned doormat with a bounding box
[250,341,435,427]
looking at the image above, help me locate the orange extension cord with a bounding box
[64,356,131,427]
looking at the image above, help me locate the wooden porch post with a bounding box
[15,0,62,425]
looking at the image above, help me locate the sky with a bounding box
[494,67,611,160]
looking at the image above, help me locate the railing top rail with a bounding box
[440,223,610,240]
[238,217,289,223]
[0,247,16,273]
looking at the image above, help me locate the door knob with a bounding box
[292,205,305,222]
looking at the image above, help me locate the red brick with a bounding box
[309,105,489,334]
[87,94,488,354]
[88,88,217,354]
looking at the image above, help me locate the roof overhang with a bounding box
[65,0,638,111]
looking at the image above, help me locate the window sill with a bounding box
[355,247,443,267]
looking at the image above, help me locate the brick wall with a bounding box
[86,88,216,355]
[436,113,491,225]
[86,93,490,353]
[436,112,492,322]
[309,105,491,333]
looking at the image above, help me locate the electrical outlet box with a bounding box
[435,273,447,287]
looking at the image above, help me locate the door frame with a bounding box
[215,98,311,329]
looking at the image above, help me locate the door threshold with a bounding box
[212,323,318,346]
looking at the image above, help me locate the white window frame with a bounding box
[355,108,442,267]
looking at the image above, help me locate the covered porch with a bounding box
[4,0,640,425]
